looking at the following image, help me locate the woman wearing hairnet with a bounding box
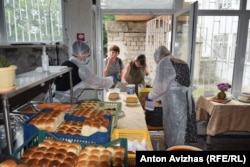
[147,46,197,148]
[53,40,113,102]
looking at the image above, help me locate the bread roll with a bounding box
[15,164,28,167]
[37,158,50,167]
[21,149,35,158]
[99,160,110,167]
[113,157,124,167]
[108,92,119,100]
[126,97,138,103]
[0,159,17,167]
[75,160,88,167]
[48,160,61,167]
[65,152,77,161]
[31,151,45,159]
[43,152,55,160]
[54,153,65,162]
[26,158,39,166]
[58,162,72,167]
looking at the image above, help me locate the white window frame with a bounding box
[0,0,66,46]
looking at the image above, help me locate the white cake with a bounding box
[238,93,250,101]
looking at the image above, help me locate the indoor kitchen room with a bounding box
[0,0,250,167]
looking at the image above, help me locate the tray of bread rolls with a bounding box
[12,130,128,167]
[72,101,122,133]
[12,101,78,117]
[23,108,113,144]
[0,154,28,167]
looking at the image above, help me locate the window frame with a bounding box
[0,0,66,46]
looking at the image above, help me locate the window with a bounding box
[193,16,238,98]
[0,0,63,44]
[185,0,239,10]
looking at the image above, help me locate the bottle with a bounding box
[41,45,49,72]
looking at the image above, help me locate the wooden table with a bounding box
[196,96,250,143]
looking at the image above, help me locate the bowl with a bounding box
[238,93,250,102]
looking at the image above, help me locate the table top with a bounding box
[105,92,153,151]
[196,96,250,136]
[0,67,71,99]
[104,92,148,130]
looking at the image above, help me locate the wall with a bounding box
[106,21,147,66]
[0,46,68,74]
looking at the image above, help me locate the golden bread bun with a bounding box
[0,159,17,167]
[108,92,119,100]
[126,97,138,103]
[16,164,28,167]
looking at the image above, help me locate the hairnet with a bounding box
[72,40,91,57]
[154,46,171,63]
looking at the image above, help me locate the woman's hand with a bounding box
[121,79,128,86]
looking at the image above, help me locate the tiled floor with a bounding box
[150,122,250,151]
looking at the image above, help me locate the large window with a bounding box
[0,0,63,44]
[242,23,250,92]
[192,16,238,98]
[185,0,240,10]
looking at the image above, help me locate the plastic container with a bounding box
[126,84,135,94]
[23,108,113,144]
[112,129,153,167]
[0,65,17,90]
[145,107,163,126]
[12,130,128,167]
[144,99,155,111]
[108,88,120,93]
[41,46,49,72]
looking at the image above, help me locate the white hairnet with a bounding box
[154,46,171,63]
[72,40,91,57]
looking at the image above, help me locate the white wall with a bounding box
[66,0,93,57]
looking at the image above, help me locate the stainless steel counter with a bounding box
[0,67,73,154]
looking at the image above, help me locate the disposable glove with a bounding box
[145,95,153,101]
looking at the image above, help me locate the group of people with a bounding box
[53,40,197,149]
[103,45,150,94]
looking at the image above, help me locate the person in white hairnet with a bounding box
[52,40,113,102]
[147,46,197,148]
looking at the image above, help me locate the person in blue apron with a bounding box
[147,46,197,148]
[51,40,113,102]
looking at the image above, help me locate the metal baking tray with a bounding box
[12,101,78,116]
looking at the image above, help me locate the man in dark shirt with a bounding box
[53,40,113,102]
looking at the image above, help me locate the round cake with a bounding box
[126,97,138,103]
[108,92,119,100]
[238,95,250,101]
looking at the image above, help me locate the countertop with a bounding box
[104,92,148,130]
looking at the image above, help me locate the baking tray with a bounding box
[23,108,113,144]
[12,101,78,116]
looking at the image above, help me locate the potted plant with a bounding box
[0,55,17,91]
